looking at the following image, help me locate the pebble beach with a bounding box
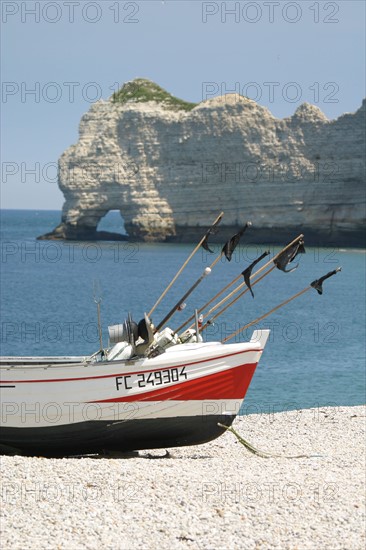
[1,405,365,550]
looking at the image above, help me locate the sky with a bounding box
[1,0,365,210]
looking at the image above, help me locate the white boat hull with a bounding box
[0,331,269,456]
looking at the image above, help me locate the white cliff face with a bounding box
[40,82,365,245]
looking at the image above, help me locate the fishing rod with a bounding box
[154,267,212,332]
[197,260,274,329]
[175,233,304,334]
[174,271,244,334]
[154,221,252,332]
[93,280,104,354]
[147,211,224,318]
[222,267,342,343]
[201,266,271,332]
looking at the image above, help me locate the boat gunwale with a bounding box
[0,339,263,367]
[0,344,264,381]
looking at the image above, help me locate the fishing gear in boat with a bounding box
[221,221,252,261]
[147,211,224,318]
[273,237,305,272]
[107,313,138,360]
[106,233,306,359]
[107,312,155,360]
[193,256,269,334]
[200,240,305,331]
[154,267,212,332]
[201,266,271,332]
[198,251,271,328]
[154,221,252,332]
[242,250,271,298]
[93,279,105,357]
[222,267,342,343]
[176,234,305,334]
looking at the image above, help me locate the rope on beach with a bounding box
[218,423,321,459]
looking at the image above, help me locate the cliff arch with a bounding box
[38,80,365,246]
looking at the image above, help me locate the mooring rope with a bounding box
[218,423,322,459]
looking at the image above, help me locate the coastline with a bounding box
[0,405,365,549]
[2,210,365,248]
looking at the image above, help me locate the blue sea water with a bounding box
[0,209,365,413]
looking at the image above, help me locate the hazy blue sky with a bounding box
[1,0,365,209]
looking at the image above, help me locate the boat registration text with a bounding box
[115,367,188,391]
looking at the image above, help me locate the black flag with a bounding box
[201,212,224,253]
[242,250,270,298]
[310,267,342,295]
[222,222,252,261]
[274,238,305,273]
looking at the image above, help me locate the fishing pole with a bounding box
[174,271,244,334]
[154,267,212,332]
[201,267,272,332]
[93,280,104,354]
[222,267,342,343]
[175,234,304,334]
[198,264,275,329]
[154,221,252,332]
[147,211,224,318]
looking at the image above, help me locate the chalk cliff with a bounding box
[39,79,366,245]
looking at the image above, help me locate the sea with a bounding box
[1,209,365,414]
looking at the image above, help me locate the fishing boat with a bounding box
[0,330,269,457]
[0,213,341,457]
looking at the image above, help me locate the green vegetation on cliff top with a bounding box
[111,78,198,111]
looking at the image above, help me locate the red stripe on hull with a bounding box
[93,362,257,403]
